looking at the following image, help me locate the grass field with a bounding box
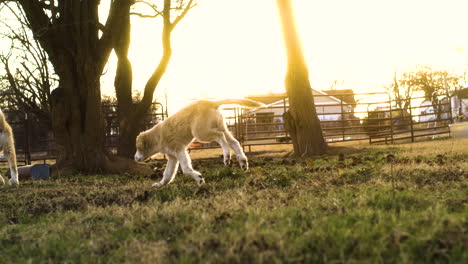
[0,138,467,263]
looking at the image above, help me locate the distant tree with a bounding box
[329,79,344,91]
[276,0,326,157]
[401,65,460,120]
[385,71,413,111]
[113,0,195,158]
[0,5,56,123]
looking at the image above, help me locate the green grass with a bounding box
[0,139,467,263]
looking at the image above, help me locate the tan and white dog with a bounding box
[0,109,19,185]
[135,99,263,187]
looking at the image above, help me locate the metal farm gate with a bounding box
[1,93,455,164]
[196,92,453,149]
[1,102,166,165]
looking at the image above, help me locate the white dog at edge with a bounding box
[134,99,263,187]
[0,109,19,185]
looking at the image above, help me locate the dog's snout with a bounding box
[134,152,143,162]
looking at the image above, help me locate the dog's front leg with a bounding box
[5,149,19,185]
[176,150,205,185]
[153,154,179,188]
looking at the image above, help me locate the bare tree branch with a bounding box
[130,12,160,18]
[171,0,195,29]
[98,0,135,72]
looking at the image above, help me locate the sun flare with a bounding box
[101,0,468,113]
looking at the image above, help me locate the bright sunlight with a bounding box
[101,0,468,113]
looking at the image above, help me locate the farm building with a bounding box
[451,87,468,121]
[419,99,451,123]
[240,89,359,142]
[418,88,468,123]
[245,89,356,123]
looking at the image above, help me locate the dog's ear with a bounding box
[138,134,153,152]
[142,136,151,150]
[136,133,145,150]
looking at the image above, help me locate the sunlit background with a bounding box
[88,0,468,113]
[2,1,467,113]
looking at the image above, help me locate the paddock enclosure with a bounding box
[200,92,453,149]
[0,92,455,165]
[0,102,166,165]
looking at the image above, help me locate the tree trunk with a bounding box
[115,0,174,158]
[14,0,155,174]
[113,0,140,158]
[117,112,144,158]
[277,0,326,157]
[50,66,109,173]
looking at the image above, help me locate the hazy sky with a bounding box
[5,0,464,114]
[100,0,468,113]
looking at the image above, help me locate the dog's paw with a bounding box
[9,177,19,186]
[224,157,232,166]
[152,182,163,188]
[197,177,206,186]
[238,157,249,171]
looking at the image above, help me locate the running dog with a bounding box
[0,109,19,185]
[135,99,263,187]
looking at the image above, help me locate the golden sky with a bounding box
[100,0,468,113]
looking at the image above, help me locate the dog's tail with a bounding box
[212,99,264,109]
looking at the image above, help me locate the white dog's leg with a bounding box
[6,153,19,185]
[153,155,179,188]
[196,131,231,166]
[224,131,248,171]
[216,137,232,166]
[176,150,204,185]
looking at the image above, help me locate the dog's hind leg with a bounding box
[224,130,248,171]
[153,154,179,188]
[176,150,205,185]
[195,130,231,166]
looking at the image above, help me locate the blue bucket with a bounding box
[30,164,50,181]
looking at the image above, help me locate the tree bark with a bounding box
[277,0,326,157]
[16,0,124,173]
[115,0,185,158]
[51,72,108,172]
[113,0,138,158]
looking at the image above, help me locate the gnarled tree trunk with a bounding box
[51,70,107,172]
[17,0,129,173]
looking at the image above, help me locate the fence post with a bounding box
[340,95,345,141]
[236,108,241,140]
[239,108,245,150]
[388,96,394,144]
[283,98,288,140]
[448,97,453,124]
[23,112,31,165]
[408,98,415,142]
[234,108,238,140]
